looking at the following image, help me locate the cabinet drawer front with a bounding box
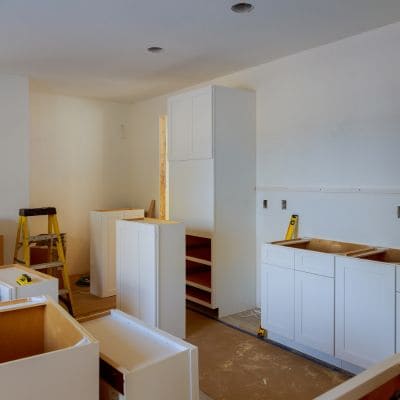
[294,250,334,277]
[262,244,294,269]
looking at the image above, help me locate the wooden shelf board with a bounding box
[186,256,212,266]
[186,269,211,291]
[186,295,215,309]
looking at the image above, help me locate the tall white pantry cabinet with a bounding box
[168,85,256,317]
[90,208,144,298]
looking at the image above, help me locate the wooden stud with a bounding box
[159,115,167,220]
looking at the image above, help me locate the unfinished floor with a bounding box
[71,278,349,400]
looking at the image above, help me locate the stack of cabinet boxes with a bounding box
[261,238,400,372]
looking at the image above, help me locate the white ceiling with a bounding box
[1,0,400,102]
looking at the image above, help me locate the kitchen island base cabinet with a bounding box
[261,263,294,340]
[335,256,395,369]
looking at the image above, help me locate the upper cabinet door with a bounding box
[192,87,213,159]
[168,94,192,161]
[168,87,213,161]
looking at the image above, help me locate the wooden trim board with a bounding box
[0,235,3,265]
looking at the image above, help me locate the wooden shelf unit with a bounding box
[185,234,214,308]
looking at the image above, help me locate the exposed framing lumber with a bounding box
[159,115,168,220]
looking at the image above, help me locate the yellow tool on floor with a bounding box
[13,207,75,316]
[16,273,33,286]
[285,214,299,240]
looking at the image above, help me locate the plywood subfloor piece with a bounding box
[186,310,350,400]
[220,308,261,336]
[70,275,116,317]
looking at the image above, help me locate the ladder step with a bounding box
[29,234,59,243]
[30,261,64,270]
[19,207,57,217]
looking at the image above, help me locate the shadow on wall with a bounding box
[0,219,18,264]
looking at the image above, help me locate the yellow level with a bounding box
[285,214,299,240]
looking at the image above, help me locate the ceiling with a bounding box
[1,0,400,102]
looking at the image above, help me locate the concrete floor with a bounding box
[71,279,350,399]
[186,310,350,400]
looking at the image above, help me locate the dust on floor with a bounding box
[186,310,350,400]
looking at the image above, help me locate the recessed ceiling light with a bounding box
[231,2,254,13]
[147,46,163,54]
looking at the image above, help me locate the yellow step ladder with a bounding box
[13,207,75,316]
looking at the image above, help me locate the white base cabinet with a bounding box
[0,265,58,302]
[335,256,395,368]
[116,219,185,338]
[0,297,99,400]
[90,208,144,298]
[81,310,198,400]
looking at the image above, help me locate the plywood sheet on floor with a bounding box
[220,308,261,335]
[186,310,350,400]
[70,275,116,317]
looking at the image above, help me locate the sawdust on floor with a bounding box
[186,310,350,400]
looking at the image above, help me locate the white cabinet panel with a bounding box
[90,209,144,298]
[335,256,395,368]
[192,88,213,159]
[261,263,294,340]
[116,219,185,338]
[294,250,334,277]
[295,271,334,355]
[168,95,192,161]
[397,293,400,352]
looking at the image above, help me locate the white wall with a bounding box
[128,21,400,306]
[30,93,134,275]
[0,75,30,264]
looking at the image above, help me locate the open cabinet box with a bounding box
[316,353,400,399]
[273,238,374,255]
[0,296,99,400]
[80,309,199,400]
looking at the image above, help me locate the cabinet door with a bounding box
[335,257,395,368]
[261,263,294,340]
[295,271,334,355]
[397,293,400,352]
[168,94,192,161]
[117,223,158,327]
[192,87,213,159]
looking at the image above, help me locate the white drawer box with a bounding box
[81,310,199,400]
[0,265,58,302]
[261,244,294,269]
[0,296,99,400]
[294,250,334,277]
